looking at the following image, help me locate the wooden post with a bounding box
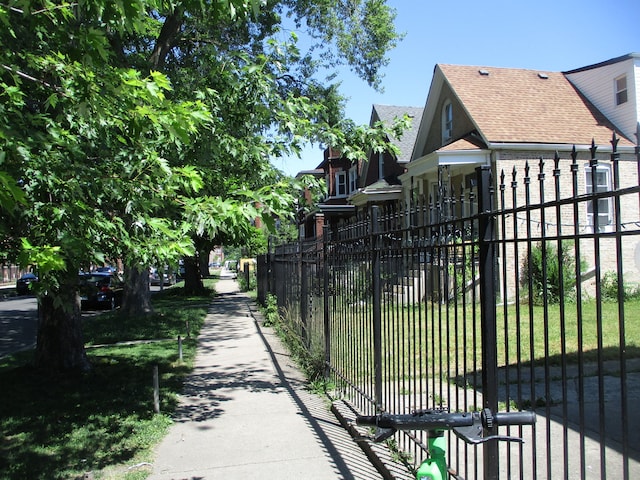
[153,365,160,413]
[178,335,183,361]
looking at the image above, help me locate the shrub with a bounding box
[520,242,582,305]
[449,242,478,300]
[237,268,257,292]
[601,270,640,301]
[261,293,279,326]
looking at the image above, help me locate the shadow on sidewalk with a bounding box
[251,303,382,479]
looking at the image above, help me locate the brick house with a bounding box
[401,53,639,296]
[297,104,423,239]
[349,104,423,208]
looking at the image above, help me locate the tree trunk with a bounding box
[198,248,210,277]
[35,275,91,372]
[121,264,153,316]
[183,255,204,295]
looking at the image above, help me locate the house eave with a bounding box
[402,149,492,180]
[317,204,356,217]
[485,141,636,153]
[349,187,403,207]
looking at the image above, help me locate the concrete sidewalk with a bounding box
[148,278,385,480]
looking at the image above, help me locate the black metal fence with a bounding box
[258,140,640,479]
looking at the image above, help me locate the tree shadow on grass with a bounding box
[0,342,188,479]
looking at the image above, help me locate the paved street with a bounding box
[0,292,38,357]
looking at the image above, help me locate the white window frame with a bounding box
[349,165,358,193]
[442,100,453,143]
[615,74,628,106]
[585,164,614,231]
[378,152,385,180]
[335,171,347,197]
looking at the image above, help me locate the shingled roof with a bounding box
[438,64,634,147]
[371,104,423,162]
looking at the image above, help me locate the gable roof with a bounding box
[437,64,634,147]
[437,133,486,152]
[563,52,640,75]
[371,104,423,163]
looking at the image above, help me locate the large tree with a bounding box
[0,0,404,372]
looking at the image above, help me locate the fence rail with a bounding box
[259,141,640,479]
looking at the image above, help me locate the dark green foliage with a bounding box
[520,242,582,305]
[601,270,640,301]
[261,293,280,327]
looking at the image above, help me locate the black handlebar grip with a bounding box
[494,411,536,426]
[356,415,379,426]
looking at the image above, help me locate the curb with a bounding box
[1,286,17,301]
[331,399,413,480]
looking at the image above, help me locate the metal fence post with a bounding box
[300,245,309,348]
[323,225,331,379]
[371,205,383,411]
[477,165,499,479]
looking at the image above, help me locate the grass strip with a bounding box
[0,281,214,480]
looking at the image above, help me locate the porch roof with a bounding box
[403,135,491,179]
[348,178,403,207]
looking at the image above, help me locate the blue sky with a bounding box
[271,0,640,176]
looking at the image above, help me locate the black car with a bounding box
[149,268,176,286]
[79,272,124,310]
[16,273,38,295]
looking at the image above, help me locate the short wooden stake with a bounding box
[178,335,183,361]
[153,365,160,413]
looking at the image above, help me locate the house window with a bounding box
[335,171,347,197]
[378,152,385,180]
[585,164,613,230]
[349,166,358,193]
[615,75,628,105]
[442,100,453,143]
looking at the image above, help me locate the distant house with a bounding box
[401,53,639,296]
[349,105,423,208]
[300,146,359,240]
[294,167,325,241]
[297,105,423,239]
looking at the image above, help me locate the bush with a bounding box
[261,293,279,326]
[602,270,640,301]
[520,242,582,305]
[237,269,257,292]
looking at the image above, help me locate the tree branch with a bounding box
[149,8,184,70]
[1,64,64,94]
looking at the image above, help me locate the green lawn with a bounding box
[0,283,214,480]
[499,298,640,366]
[328,296,640,382]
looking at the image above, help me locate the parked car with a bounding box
[16,273,38,295]
[79,272,124,310]
[95,265,116,273]
[177,260,185,279]
[149,268,176,286]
